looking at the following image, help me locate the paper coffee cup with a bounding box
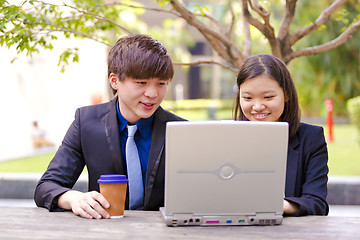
[97,175,128,218]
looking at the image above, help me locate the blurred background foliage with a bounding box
[1,0,359,117]
[288,0,360,116]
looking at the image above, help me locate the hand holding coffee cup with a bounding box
[97,175,128,218]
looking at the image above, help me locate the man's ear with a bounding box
[109,73,119,90]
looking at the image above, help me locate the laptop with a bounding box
[160,120,288,226]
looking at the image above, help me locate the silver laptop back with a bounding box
[160,120,288,226]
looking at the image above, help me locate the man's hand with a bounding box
[58,190,111,219]
[283,199,300,214]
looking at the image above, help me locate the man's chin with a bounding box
[138,110,156,119]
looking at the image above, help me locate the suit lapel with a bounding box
[103,97,124,173]
[144,107,166,205]
[285,134,300,197]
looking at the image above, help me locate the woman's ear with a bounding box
[109,73,119,90]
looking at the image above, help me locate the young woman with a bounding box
[233,54,329,216]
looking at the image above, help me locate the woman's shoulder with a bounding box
[298,122,323,131]
[296,122,325,139]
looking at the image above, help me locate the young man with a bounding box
[34,34,185,219]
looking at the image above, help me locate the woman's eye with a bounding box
[265,96,274,99]
[136,81,146,85]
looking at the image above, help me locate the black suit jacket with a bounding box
[284,123,329,216]
[34,97,185,211]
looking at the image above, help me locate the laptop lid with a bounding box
[160,120,288,226]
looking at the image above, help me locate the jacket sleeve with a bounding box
[34,108,85,211]
[285,125,329,216]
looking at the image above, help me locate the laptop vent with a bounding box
[259,219,277,225]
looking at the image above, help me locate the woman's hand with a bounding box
[283,199,300,214]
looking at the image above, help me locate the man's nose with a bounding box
[144,86,158,98]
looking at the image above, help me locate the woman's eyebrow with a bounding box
[240,89,277,94]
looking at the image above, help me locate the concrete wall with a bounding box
[1,173,359,205]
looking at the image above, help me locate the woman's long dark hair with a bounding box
[233,54,300,137]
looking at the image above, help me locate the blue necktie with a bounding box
[125,124,144,210]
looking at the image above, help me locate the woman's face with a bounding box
[239,74,285,122]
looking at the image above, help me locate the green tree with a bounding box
[1,0,359,68]
[288,0,360,115]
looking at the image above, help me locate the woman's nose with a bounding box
[252,101,265,111]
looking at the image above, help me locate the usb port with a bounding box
[206,220,219,224]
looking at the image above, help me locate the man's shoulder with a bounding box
[156,106,187,122]
[77,99,115,118]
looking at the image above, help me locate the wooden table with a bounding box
[1,207,359,239]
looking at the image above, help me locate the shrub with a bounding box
[347,96,360,144]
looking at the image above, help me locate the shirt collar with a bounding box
[116,100,154,138]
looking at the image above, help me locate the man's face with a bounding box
[113,76,168,123]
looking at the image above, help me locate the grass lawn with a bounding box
[0,152,55,173]
[0,124,359,176]
[324,124,360,176]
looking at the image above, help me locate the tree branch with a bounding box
[241,0,269,37]
[226,0,236,39]
[61,2,133,35]
[284,19,360,63]
[174,60,238,73]
[107,0,224,31]
[241,0,251,57]
[49,28,113,47]
[278,0,297,41]
[108,0,229,51]
[170,0,245,68]
[25,1,133,35]
[169,0,232,47]
[241,0,279,56]
[102,1,181,17]
[21,19,113,47]
[248,0,270,23]
[288,0,348,46]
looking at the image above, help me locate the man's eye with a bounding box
[158,82,167,86]
[136,81,146,85]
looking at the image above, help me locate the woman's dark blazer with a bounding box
[34,97,185,211]
[284,122,329,216]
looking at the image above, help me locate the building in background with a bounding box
[0,37,109,160]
